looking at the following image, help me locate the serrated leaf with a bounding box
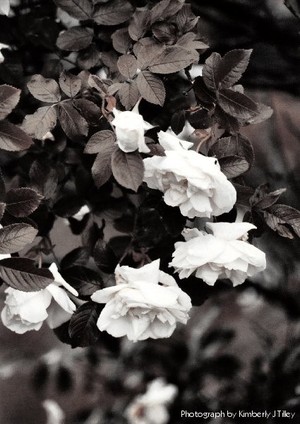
[193,76,216,105]
[148,46,198,74]
[54,0,93,20]
[209,134,254,166]
[29,161,58,199]
[150,0,185,24]
[136,71,165,106]
[264,204,300,238]
[218,49,252,89]
[219,156,250,179]
[27,75,61,103]
[93,239,118,273]
[21,106,57,140]
[58,101,88,141]
[77,44,101,70]
[0,120,33,151]
[117,54,137,79]
[91,142,116,187]
[72,99,101,126]
[68,302,101,347]
[6,188,43,217]
[59,71,82,98]
[62,266,103,297]
[250,186,286,210]
[218,89,258,120]
[0,257,53,291]
[0,224,38,254]
[128,9,150,41]
[111,149,144,192]
[0,85,21,120]
[152,22,177,44]
[57,27,93,51]
[93,0,133,25]
[202,52,222,91]
[111,28,132,54]
[118,81,140,110]
[84,130,116,154]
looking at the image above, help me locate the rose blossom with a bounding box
[91,260,192,342]
[126,378,178,424]
[111,103,153,153]
[170,222,266,286]
[1,263,78,334]
[143,131,236,218]
[0,0,9,16]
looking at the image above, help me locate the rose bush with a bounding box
[91,260,192,342]
[112,104,153,153]
[143,131,237,218]
[1,263,78,334]
[170,223,266,286]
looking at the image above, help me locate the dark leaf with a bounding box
[175,4,199,32]
[0,258,53,291]
[188,108,212,130]
[60,247,90,270]
[58,101,89,141]
[93,238,118,273]
[136,71,165,106]
[117,54,137,79]
[193,76,216,105]
[57,27,94,51]
[27,75,61,103]
[69,302,101,347]
[112,28,132,54]
[250,185,286,210]
[118,81,140,110]
[136,41,165,69]
[91,141,116,188]
[53,195,83,218]
[6,188,43,218]
[219,156,250,179]
[202,52,222,91]
[285,0,300,18]
[264,204,300,238]
[148,46,198,74]
[128,9,150,41]
[29,161,58,199]
[21,106,57,140]
[152,22,177,45]
[62,266,103,297]
[150,0,184,23]
[217,49,252,89]
[72,99,101,126]
[218,89,258,120]
[0,223,38,254]
[93,0,133,25]
[209,134,254,167]
[247,102,273,125]
[84,130,116,154]
[59,71,82,97]
[171,110,186,134]
[111,149,144,192]
[77,44,101,70]
[0,85,21,120]
[54,0,93,20]
[0,120,33,151]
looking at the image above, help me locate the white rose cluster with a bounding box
[112,103,153,154]
[143,131,237,218]
[170,223,266,286]
[91,260,192,342]
[1,263,78,334]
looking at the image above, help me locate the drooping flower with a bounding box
[111,103,153,153]
[126,378,178,424]
[170,222,266,286]
[1,263,78,334]
[91,260,192,342]
[143,131,236,218]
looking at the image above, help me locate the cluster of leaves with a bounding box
[0,0,299,351]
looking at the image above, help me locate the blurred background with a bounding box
[0,0,300,423]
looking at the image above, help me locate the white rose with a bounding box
[111,103,153,153]
[143,131,237,218]
[0,0,10,16]
[91,260,192,342]
[1,263,78,334]
[126,378,178,424]
[170,222,266,286]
